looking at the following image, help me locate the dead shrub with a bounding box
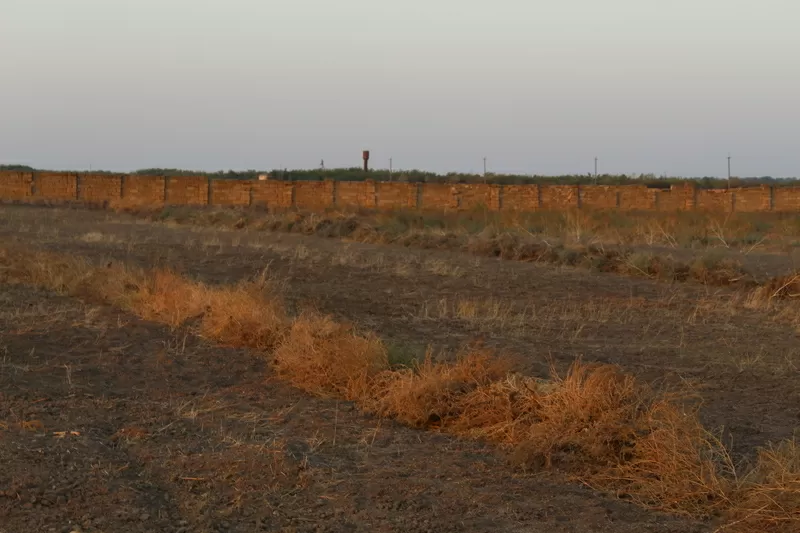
[516,363,646,468]
[725,440,800,533]
[272,311,389,401]
[0,246,287,349]
[507,362,732,516]
[200,282,287,350]
[689,254,748,285]
[449,372,544,444]
[750,273,800,307]
[598,399,734,517]
[129,270,206,326]
[369,349,513,428]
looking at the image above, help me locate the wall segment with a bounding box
[1,172,798,213]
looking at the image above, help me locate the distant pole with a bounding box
[727,154,731,188]
[594,157,598,181]
[389,158,393,180]
[483,157,487,177]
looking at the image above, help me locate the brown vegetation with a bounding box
[0,243,797,532]
[127,206,800,293]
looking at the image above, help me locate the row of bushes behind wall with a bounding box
[2,171,800,212]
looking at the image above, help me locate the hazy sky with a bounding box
[1,0,798,176]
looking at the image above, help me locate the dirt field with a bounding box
[1,204,798,532]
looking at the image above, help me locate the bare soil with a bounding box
[0,285,705,533]
[1,204,799,532]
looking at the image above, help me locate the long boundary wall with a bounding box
[1,172,799,213]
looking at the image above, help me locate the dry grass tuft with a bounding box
[0,245,288,350]
[596,398,734,517]
[368,349,514,428]
[273,311,389,401]
[724,440,800,533]
[197,282,286,350]
[749,273,800,306]
[462,360,733,517]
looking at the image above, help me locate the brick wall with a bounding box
[2,171,800,213]
[734,186,771,212]
[455,184,500,210]
[376,182,417,210]
[79,174,122,205]
[251,180,293,208]
[580,185,619,209]
[502,185,540,211]
[774,187,800,212]
[420,183,457,210]
[294,181,334,210]
[211,180,251,207]
[166,176,208,206]
[0,172,33,200]
[119,175,166,207]
[34,173,78,201]
[619,186,656,210]
[541,185,579,209]
[335,181,376,209]
[697,189,734,212]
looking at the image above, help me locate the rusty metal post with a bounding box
[362,150,370,172]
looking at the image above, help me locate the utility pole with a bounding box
[594,157,598,181]
[727,153,732,188]
[389,158,393,180]
[483,157,487,177]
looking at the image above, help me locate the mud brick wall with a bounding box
[734,186,772,212]
[580,186,620,209]
[79,174,122,204]
[211,180,251,207]
[335,181,376,209]
[119,175,166,207]
[34,173,78,201]
[773,187,800,212]
[697,189,734,213]
[4,171,800,214]
[619,186,656,210]
[376,182,417,210]
[0,172,33,200]
[294,181,334,210]
[657,185,696,211]
[166,176,209,206]
[540,185,579,209]
[251,180,294,208]
[655,189,681,211]
[420,183,458,210]
[502,185,540,210]
[455,184,500,210]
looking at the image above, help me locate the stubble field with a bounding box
[0,204,798,533]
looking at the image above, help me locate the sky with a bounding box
[1,0,798,177]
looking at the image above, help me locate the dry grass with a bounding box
[8,204,797,293]
[273,311,388,402]
[369,355,734,517]
[367,348,514,429]
[139,206,800,252]
[0,242,797,531]
[748,274,800,306]
[0,246,288,351]
[723,440,800,533]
